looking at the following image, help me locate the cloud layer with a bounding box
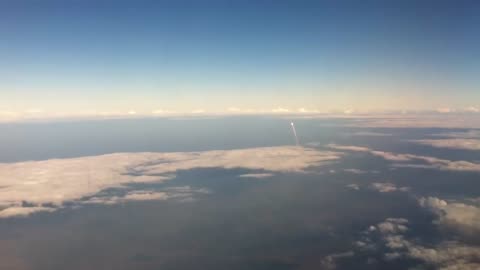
[328,144,480,172]
[420,196,480,237]
[412,139,480,150]
[0,146,340,218]
[350,216,480,270]
[325,196,480,269]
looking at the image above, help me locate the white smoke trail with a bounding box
[290,122,300,146]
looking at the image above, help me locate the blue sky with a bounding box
[1,0,479,119]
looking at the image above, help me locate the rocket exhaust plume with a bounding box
[290,122,300,146]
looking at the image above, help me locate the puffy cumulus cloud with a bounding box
[320,251,355,270]
[328,144,480,172]
[419,197,480,237]
[407,242,480,270]
[412,139,480,151]
[327,144,372,152]
[0,146,341,218]
[353,217,480,270]
[376,218,409,234]
[369,183,409,193]
[238,173,275,179]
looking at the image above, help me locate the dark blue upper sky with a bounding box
[1,0,479,118]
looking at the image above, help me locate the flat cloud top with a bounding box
[328,144,480,172]
[412,139,480,151]
[0,146,341,218]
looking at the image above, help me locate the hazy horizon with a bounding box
[1,1,480,270]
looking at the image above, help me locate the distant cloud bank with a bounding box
[2,110,480,128]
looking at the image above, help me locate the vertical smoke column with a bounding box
[290,122,300,146]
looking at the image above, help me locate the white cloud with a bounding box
[296,108,320,114]
[328,144,480,172]
[324,214,478,269]
[343,108,355,114]
[83,186,210,205]
[238,173,275,179]
[407,242,480,270]
[327,144,372,152]
[346,182,409,193]
[355,217,480,269]
[24,109,44,114]
[0,111,20,122]
[412,139,480,150]
[376,218,409,234]
[433,130,480,139]
[298,108,308,113]
[0,206,56,218]
[0,146,341,218]
[349,114,480,129]
[370,183,409,193]
[227,107,241,112]
[419,197,480,237]
[327,144,412,161]
[321,251,355,270]
[350,131,392,137]
[393,158,480,172]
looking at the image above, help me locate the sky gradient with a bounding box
[1,0,479,120]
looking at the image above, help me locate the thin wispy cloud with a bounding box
[412,139,480,151]
[328,144,480,172]
[238,173,275,179]
[84,186,210,205]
